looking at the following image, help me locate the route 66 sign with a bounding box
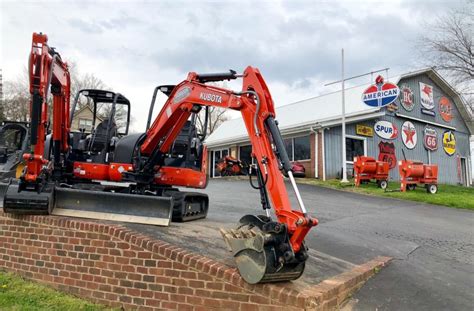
[423,126,438,151]
[378,141,396,169]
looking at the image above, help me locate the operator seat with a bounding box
[89,119,117,153]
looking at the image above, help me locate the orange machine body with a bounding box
[398,160,438,192]
[353,156,389,187]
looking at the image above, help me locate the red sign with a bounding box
[423,126,438,151]
[378,141,397,169]
[362,75,400,107]
[439,97,453,122]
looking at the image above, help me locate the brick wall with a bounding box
[0,213,319,310]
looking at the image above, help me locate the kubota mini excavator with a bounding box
[1,33,318,283]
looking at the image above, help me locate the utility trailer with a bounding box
[353,156,389,189]
[398,160,438,194]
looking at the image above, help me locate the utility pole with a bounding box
[341,49,348,183]
[326,64,390,184]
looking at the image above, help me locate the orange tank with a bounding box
[399,160,438,193]
[354,156,389,189]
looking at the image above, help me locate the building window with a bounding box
[346,136,365,162]
[293,136,311,160]
[239,145,253,166]
[281,135,311,161]
[79,118,93,130]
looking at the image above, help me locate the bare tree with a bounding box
[418,1,473,114]
[196,106,229,136]
[2,69,30,122]
[195,81,229,137]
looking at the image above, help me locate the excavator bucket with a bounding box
[1,182,173,226]
[220,215,306,284]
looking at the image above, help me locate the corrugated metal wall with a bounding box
[324,74,471,185]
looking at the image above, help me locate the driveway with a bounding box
[131,179,473,310]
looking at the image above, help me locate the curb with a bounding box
[0,212,391,310]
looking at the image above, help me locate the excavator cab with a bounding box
[0,121,29,180]
[69,89,131,163]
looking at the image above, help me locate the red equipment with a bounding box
[216,156,243,176]
[353,156,389,189]
[399,159,438,193]
[1,32,318,284]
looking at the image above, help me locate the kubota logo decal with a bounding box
[199,92,222,103]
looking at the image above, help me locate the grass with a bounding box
[0,272,116,311]
[296,178,474,210]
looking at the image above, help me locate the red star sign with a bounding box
[404,127,416,144]
[422,85,432,96]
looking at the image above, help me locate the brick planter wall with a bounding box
[0,213,391,310]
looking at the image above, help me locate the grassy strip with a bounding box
[296,178,474,210]
[0,271,117,311]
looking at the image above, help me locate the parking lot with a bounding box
[130,178,473,310]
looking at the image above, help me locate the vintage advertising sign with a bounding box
[362,75,400,108]
[401,121,417,149]
[386,102,399,112]
[374,121,398,139]
[423,126,438,151]
[419,82,435,116]
[399,84,414,111]
[439,97,453,122]
[442,130,456,156]
[356,124,373,137]
[378,141,397,169]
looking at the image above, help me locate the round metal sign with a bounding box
[439,97,453,122]
[401,121,417,149]
[399,84,414,111]
[374,121,398,139]
[362,75,400,108]
[442,130,456,156]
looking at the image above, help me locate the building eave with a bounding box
[205,109,384,149]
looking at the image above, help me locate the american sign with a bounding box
[374,121,398,140]
[356,124,374,137]
[362,75,400,107]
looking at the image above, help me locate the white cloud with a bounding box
[0,0,461,132]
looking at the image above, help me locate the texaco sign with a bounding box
[423,126,438,151]
[401,121,417,149]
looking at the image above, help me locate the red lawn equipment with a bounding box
[353,156,389,189]
[399,150,438,194]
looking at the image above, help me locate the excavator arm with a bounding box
[26,32,71,184]
[135,67,318,283]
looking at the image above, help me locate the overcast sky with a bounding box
[0,0,467,132]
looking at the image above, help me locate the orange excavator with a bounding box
[1,33,318,283]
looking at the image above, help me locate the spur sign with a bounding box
[374,121,398,140]
[362,75,400,108]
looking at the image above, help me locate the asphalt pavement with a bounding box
[130,179,473,310]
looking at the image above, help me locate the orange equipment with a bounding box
[216,156,243,176]
[1,32,318,284]
[353,156,389,189]
[398,160,438,193]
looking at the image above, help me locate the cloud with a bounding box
[0,0,461,131]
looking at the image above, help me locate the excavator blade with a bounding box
[52,187,173,226]
[1,182,173,226]
[220,215,306,284]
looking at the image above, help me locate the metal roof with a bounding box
[205,68,473,148]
